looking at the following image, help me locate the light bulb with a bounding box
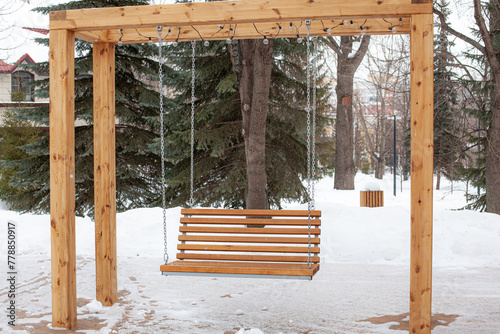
[297,37,303,43]
[172,41,178,47]
[327,28,332,35]
[148,37,153,45]
[226,38,232,44]
[204,40,209,47]
[350,20,354,29]
[278,25,283,32]
[343,19,349,26]
[360,28,366,36]
[118,39,123,46]
[263,37,269,45]
[289,22,293,31]
[392,26,397,33]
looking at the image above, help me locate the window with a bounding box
[11,71,35,102]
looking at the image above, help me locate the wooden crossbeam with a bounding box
[49,0,431,33]
[74,18,410,44]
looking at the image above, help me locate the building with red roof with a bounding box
[0,54,49,112]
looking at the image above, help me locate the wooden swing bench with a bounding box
[160,208,321,279]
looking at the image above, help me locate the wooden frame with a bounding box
[48,0,434,332]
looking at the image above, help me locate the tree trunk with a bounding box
[334,37,356,189]
[484,1,500,214]
[485,82,500,213]
[326,35,370,190]
[334,68,355,189]
[436,169,441,190]
[232,40,274,209]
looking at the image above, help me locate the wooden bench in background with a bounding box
[160,208,321,279]
[360,190,384,207]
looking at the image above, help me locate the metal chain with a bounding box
[312,36,317,211]
[190,40,196,207]
[158,26,169,264]
[305,20,312,269]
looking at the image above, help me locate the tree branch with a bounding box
[473,0,500,75]
[351,35,371,71]
[325,36,341,56]
[433,6,486,55]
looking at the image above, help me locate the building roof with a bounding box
[23,27,49,35]
[0,54,36,73]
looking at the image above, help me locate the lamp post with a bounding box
[387,115,400,196]
[392,115,396,197]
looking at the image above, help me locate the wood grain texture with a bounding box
[410,13,434,334]
[179,226,321,235]
[178,235,321,244]
[180,217,321,226]
[176,253,321,263]
[93,42,117,307]
[181,208,321,217]
[161,261,320,276]
[49,0,432,32]
[177,244,320,253]
[49,29,77,330]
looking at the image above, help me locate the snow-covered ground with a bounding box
[1,174,499,333]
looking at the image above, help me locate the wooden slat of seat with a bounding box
[181,208,321,218]
[177,244,320,253]
[178,235,320,244]
[161,261,319,276]
[180,217,321,226]
[176,253,320,263]
[179,226,321,235]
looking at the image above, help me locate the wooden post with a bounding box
[93,42,117,306]
[409,13,434,334]
[49,29,77,329]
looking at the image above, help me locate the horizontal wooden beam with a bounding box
[50,0,431,33]
[75,18,410,44]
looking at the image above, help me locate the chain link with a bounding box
[312,36,317,211]
[305,20,312,269]
[190,40,196,207]
[157,27,169,264]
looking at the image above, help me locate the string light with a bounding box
[226,37,232,44]
[263,36,269,45]
[360,28,366,35]
[118,29,123,46]
[204,40,209,47]
[148,37,153,45]
[350,20,355,29]
[297,36,303,43]
[289,22,293,31]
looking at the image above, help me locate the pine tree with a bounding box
[160,38,330,209]
[433,0,463,190]
[0,93,41,210]
[9,0,163,216]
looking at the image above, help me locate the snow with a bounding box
[1,173,499,333]
[363,180,382,191]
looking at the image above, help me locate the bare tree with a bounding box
[357,36,410,179]
[435,0,500,214]
[0,1,26,56]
